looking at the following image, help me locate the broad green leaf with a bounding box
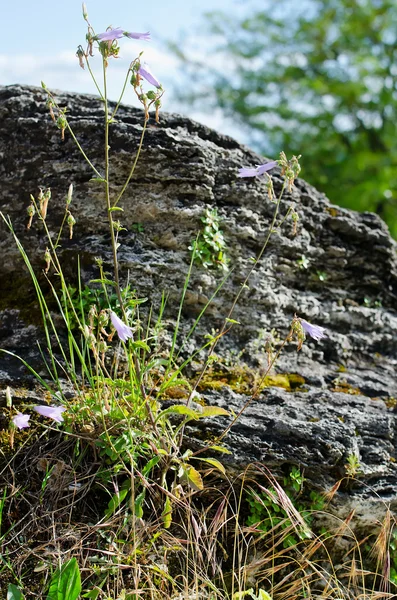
[130,341,151,352]
[46,557,81,600]
[199,406,229,418]
[142,455,161,476]
[195,457,226,475]
[105,480,131,518]
[7,584,25,600]
[156,405,200,422]
[162,495,172,529]
[180,465,204,491]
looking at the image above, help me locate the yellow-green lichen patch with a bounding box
[330,379,362,395]
[198,366,306,395]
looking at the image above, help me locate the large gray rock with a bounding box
[1,85,397,528]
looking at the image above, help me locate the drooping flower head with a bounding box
[300,319,327,341]
[290,315,326,351]
[110,311,134,343]
[96,28,150,42]
[12,412,30,430]
[34,405,66,424]
[138,62,161,88]
[238,160,278,178]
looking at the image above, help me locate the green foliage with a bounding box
[191,207,228,270]
[178,0,397,237]
[46,558,81,600]
[246,467,325,548]
[7,585,25,600]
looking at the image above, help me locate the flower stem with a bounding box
[113,118,148,208]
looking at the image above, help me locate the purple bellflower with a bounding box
[138,63,161,88]
[238,160,278,178]
[300,319,327,341]
[96,28,150,42]
[110,311,134,342]
[34,405,66,424]
[12,412,30,429]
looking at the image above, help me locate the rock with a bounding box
[1,85,397,530]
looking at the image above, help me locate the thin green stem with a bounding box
[84,55,105,101]
[110,67,132,121]
[188,180,287,404]
[65,121,103,179]
[102,58,124,312]
[113,119,148,208]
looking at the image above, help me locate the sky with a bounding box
[1,0,244,137]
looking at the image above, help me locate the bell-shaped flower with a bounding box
[110,311,134,342]
[34,405,66,424]
[96,28,150,42]
[238,160,278,178]
[138,63,161,88]
[300,319,326,341]
[12,412,30,429]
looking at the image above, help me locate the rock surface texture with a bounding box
[1,85,397,528]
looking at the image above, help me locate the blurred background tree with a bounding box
[173,0,397,237]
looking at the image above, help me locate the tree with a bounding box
[175,0,397,237]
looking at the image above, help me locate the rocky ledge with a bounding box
[1,85,397,530]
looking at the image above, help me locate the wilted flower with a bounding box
[300,319,326,341]
[12,412,30,429]
[138,62,161,88]
[34,405,66,424]
[110,311,134,342]
[238,160,278,178]
[96,28,150,42]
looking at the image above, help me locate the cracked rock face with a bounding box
[1,85,397,528]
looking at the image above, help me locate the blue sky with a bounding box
[1,0,243,135]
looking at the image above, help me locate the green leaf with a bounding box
[208,445,232,454]
[105,479,131,518]
[162,495,172,529]
[156,405,200,422]
[89,177,106,183]
[109,206,124,212]
[257,590,273,600]
[199,406,229,418]
[46,557,81,600]
[130,341,151,352]
[180,465,204,491]
[7,584,25,600]
[134,490,146,519]
[194,457,226,475]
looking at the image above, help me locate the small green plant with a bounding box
[246,467,325,548]
[191,207,228,270]
[345,453,362,477]
[297,254,310,269]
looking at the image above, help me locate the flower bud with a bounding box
[76,47,85,69]
[27,204,35,229]
[66,183,73,205]
[155,98,161,123]
[67,213,76,239]
[82,2,88,20]
[44,247,51,274]
[40,188,51,220]
[57,114,67,141]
